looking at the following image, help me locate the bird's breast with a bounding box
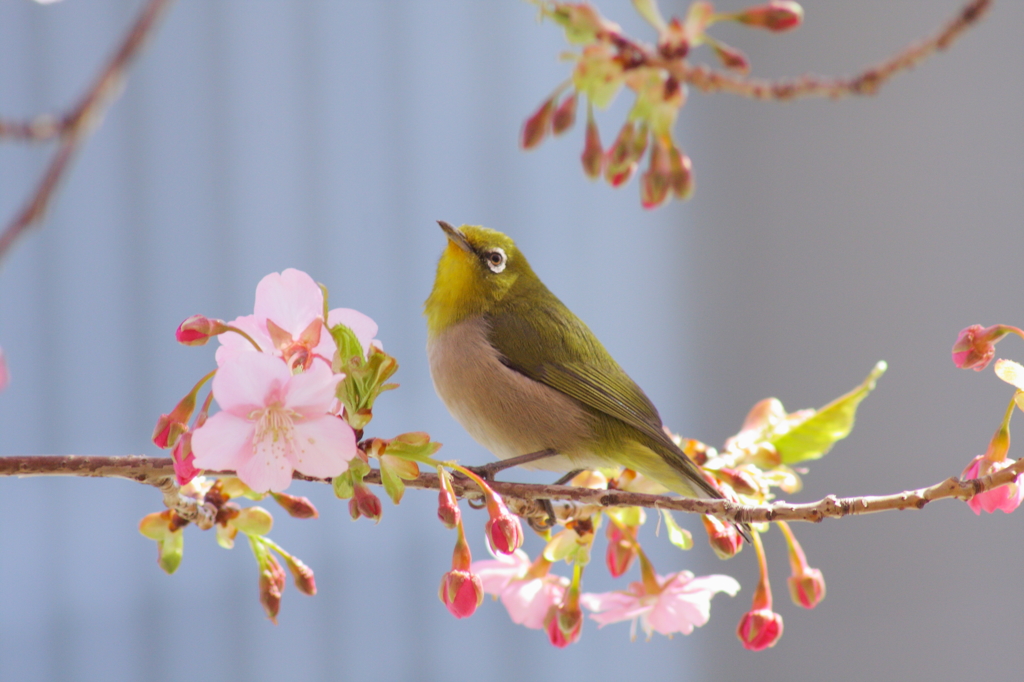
[427,316,598,471]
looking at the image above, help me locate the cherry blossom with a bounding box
[216,269,379,370]
[191,352,355,492]
[962,455,1024,514]
[473,550,569,630]
[582,570,740,639]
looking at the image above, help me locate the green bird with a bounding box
[425,221,744,536]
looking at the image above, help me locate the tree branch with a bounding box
[0,0,175,263]
[659,0,991,100]
[3,454,1020,526]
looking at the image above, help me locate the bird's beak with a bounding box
[437,220,472,253]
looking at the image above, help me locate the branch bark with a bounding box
[658,0,991,100]
[0,0,175,263]
[3,454,1021,526]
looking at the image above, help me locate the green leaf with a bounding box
[384,432,442,464]
[330,323,364,372]
[379,462,406,505]
[332,471,354,499]
[660,510,692,550]
[770,361,887,464]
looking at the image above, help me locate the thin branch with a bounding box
[0,0,175,263]
[658,0,991,100]
[3,454,1021,526]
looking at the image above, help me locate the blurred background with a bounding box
[1,1,1021,680]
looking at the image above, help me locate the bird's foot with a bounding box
[461,448,559,482]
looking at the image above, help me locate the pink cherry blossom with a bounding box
[582,571,740,640]
[191,351,356,492]
[962,454,1024,514]
[473,550,569,630]
[216,269,379,369]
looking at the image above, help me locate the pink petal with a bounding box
[284,362,342,415]
[215,315,273,365]
[472,551,530,594]
[254,269,324,337]
[290,415,357,479]
[190,412,255,471]
[213,352,291,414]
[237,440,296,492]
[328,308,379,354]
[502,578,566,630]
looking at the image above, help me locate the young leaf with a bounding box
[660,509,693,550]
[770,361,887,464]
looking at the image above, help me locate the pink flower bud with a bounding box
[152,392,197,450]
[486,507,524,555]
[271,492,319,519]
[951,324,1016,371]
[605,121,638,181]
[962,455,1024,514]
[605,523,637,578]
[640,138,671,209]
[788,566,825,609]
[259,553,287,623]
[439,569,484,619]
[552,93,578,135]
[284,555,317,596]
[175,314,229,346]
[702,514,743,559]
[546,602,583,648]
[737,608,784,650]
[711,42,750,73]
[733,2,804,32]
[437,488,462,529]
[349,483,383,523]
[715,467,759,496]
[522,97,556,150]
[581,113,605,179]
[171,431,200,486]
[669,145,694,200]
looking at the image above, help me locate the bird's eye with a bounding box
[484,248,507,273]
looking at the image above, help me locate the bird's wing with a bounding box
[486,298,676,454]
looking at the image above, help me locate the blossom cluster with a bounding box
[951,324,1024,514]
[523,0,803,208]
[147,268,403,620]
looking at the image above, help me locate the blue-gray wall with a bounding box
[1,1,1021,680]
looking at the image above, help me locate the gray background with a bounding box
[1,1,1021,680]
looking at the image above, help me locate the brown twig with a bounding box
[655,0,991,100]
[3,454,1021,526]
[0,0,175,264]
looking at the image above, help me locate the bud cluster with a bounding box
[525,1,804,208]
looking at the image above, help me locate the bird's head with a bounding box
[424,222,539,335]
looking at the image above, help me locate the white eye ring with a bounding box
[485,247,507,273]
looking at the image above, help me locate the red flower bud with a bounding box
[552,93,578,135]
[522,97,556,150]
[259,553,287,624]
[437,487,462,529]
[175,314,229,346]
[581,112,605,179]
[788,566,825,609]
[171,432,200,486]
[951,324,1019,371]
[152,392,197,450]
[439,569,484,619]
[546,602,583,648]
[271,492,319,519]
[711,42,750,73]
[284,555,317,596]
[486,508,524,555]
[605,524,637,578]
[736,608,784,650]
[349,483,382,523]
[669,145,694,200]
[734,2,804,32]
[702,514,743,559]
